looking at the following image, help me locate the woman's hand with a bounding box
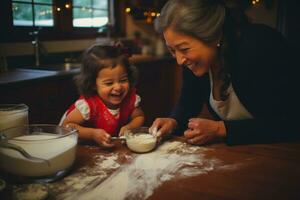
[184,118,226,145]
[149,118,177,139]
[92,129,115,147]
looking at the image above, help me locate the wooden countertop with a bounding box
[1,137,300,200]
[0,68,79,87]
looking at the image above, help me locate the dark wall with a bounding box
[277,0,300,52]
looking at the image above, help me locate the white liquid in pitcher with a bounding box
[0,134,77,177]
[0,107,28,131]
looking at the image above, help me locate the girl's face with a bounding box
[163,27,219,77]
[95,64,130,109]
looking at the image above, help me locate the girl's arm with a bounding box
[62,109,114,147]
[119,107,145,136]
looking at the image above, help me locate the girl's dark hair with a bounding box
[75,44,137,97]
[155,0,249,100]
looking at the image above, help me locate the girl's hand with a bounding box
[184,118,226,145]
[149,118,177,139]
[92,129,115,147]
[119,125,130,136]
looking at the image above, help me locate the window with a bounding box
[12,0,54,27]
[73,0,109,27]
[1,0,114,42]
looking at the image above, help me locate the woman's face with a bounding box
[95,64,130,109]
[163,27,219,77]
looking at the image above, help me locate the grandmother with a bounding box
[149,0,299,145]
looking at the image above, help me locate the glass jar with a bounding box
[0,104,28,131]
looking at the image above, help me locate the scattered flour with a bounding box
[49,153,125,200]
[49,141,240,200]
[12,183,48,200]
[77,141,226,200]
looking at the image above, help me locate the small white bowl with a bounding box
[125,127,157,153]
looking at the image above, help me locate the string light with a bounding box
[56,7,61,12]
[125,3,160,23]
[251,0,261,5]
[125,7,131,13]
[146,16,152,23]
[65,4,70,9]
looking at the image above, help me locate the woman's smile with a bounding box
[163,27,219,77]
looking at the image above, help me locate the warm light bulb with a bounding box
[252,0,256,5]
[156,13,160,17]
[56,7,61,11]
[151,12,156,17]
[146,16,152,23]
[65,4,70,9]
[125,7,131,13]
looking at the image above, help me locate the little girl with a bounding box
[61,44,145,147]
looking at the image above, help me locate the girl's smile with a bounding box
[96,65,130,109]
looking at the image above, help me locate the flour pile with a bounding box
[49,153,123,200]
[77,141,222,200]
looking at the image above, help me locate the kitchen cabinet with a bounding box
[134,57,180,126]
[0,74,78,124]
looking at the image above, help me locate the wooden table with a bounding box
[1,137,300,200]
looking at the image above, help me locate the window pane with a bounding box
[12,3,33,26]
[14,0,32,2]
[73,7,92,27]
[34,0,52,3]
[34,5,53,26]
[93,0,107,9]
[73,0,91,7]
[93,9,108,27]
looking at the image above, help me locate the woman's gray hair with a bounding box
[155,0,249,101]
[155,0,226,44]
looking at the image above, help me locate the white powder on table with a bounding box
[49,141,240,200]
[12,184,48,200]
[49,152,125,200]
[77,141,231,200]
